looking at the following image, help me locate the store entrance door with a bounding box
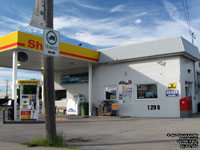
[185,81,192,97]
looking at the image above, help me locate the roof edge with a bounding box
[98,35,183,52]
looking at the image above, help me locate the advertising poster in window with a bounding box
[137,84,157,99]
[105,86,117,100]
[119,80,133,104]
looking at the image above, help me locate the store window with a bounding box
[55,90,67,100]
[137,84,157,99]
[104,86,117,100]
[185,81,192,97]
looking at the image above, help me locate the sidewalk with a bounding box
[0,141,70,150]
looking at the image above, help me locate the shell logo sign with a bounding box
[21,110,31,119]
[168,83,177,90]
[0,31,100,62]
[27,39,43,51]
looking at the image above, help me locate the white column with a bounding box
[19,85,23,121]
[12,51,17,120]
[88,63,92,116]
[36,85,40,116]
[41,73,45,114]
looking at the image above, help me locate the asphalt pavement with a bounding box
[0,111,200,150]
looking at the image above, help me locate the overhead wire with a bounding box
[181,0,195,43]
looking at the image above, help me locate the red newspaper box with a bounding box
[179,97,192,117]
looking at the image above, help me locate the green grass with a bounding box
[23,133,66,148]
[22,133,86,149]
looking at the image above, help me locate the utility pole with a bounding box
[44,0,56,140]
[192,32,195,44]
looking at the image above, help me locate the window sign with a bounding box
[55,90,66,100]
[166,90,179,97]
[168,83,176,90]
[119,80,133,104]
[137,84,157,99]
[105,86,117,100]
[60,73,88,84]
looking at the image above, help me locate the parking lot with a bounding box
[0,110,200,150]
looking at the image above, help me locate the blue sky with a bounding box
[0,0,200,95]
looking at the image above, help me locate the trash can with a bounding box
[7,100,14,120]
[80,102,88,116]
[92,107,98,116]
[8,108,14,120]
[198,103,200,112]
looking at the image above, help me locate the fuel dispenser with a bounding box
[18,80,40,120]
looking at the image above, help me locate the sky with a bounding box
[0,0,200,96]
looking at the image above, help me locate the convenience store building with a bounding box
[0,31,200,118]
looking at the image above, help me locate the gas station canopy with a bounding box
[0,31,100,71]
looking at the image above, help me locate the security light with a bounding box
[18,52,28,62]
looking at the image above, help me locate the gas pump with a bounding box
[17,80,41,120]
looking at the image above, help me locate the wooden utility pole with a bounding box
[44,0,56,140]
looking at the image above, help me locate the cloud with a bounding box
[0,68,41,96]
[163,0,180,20]
[0,69,41,97]
[0,0,199,50]
[74,1,103,10]
[0,1,42,35]
[135,19,142,24]
[54,0,71,4]
[0,16,42,35]
[0,68,41,81]
[0,31,12,37]
[53,1,199,48]
[0,69,13,79]
[54,16,142,47]
[55,0,102,10]
[17,71,41,80]
[110,4,125,13]
[74,32,127,47]
[162,0,200,48]
[0,80,12,88]
[54,12,194,48]
[0,90,12,98]
[134,12,148,17]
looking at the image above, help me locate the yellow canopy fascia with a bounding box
[0,31,100,62]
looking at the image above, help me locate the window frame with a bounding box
[104,85,117,100]
[55,89,67,101]
[136,83,158,100]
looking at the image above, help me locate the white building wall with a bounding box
[180,56,198,113]
[54,67,89,100]
[92,56,181,117]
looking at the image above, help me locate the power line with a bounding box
[181,0,195,44]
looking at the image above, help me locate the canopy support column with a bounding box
[88,63,92,116]
[41,73,45,114]
[12,51,17,120]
